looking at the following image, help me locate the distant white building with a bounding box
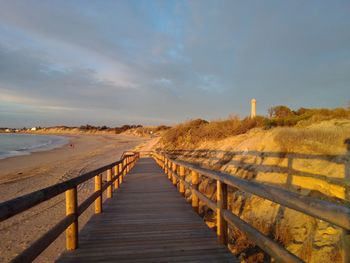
[31,127,37,131]
[5,128,10,132]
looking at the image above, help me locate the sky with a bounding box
[0,0,349,127]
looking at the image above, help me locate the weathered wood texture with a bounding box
[57,158,237,263]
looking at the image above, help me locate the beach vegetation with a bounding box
[161,106,350,149]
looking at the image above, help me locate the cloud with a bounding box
[0,45,133,109]
[0,0,349,127]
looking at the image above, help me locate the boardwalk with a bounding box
[57,158,237,263]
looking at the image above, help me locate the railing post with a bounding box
[123,158,127,177]
[165,158,168,176]
[217,180,228,245]
[114,165,119,189]
[164,158,168,175]
[168,160,172,180]
[107,168,113,198]
[191,170,199,213]
[95,174,102,214]
[127,157,130,173]
[119,163,123,185]
[65,187,78,250]
[172,162,177,186]
[179,165,185,196]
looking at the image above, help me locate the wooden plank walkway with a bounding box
[57,158,237,263]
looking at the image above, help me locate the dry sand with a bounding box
[0,134,151,263]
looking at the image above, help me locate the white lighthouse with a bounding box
[251,98,256,118]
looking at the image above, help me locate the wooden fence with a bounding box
[166,149,350,200]
[0,152,139,263]
[151,152,350,263]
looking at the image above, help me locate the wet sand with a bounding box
[0,134,149,262]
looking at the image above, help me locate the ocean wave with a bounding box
[18,140,53,151]
[0,150,30,160]
[0,135,69,160]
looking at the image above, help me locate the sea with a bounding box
[0,133,68,160]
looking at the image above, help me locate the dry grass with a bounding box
[275,125,350,154]
[330,246,342,262]
[228,223,267,263]
[160,107,350,150]
[124,125,170,137]
[161,116,266,149]
[274,220,294,246]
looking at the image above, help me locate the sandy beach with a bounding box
[0,134,150,262]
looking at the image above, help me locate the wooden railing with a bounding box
[0,151,140,263]
[166,149,350,200]
[151,152,350,263]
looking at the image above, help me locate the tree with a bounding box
[268,105,294,118]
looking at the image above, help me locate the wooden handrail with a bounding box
[166,149,348,163]
[159,154,350,230]
[0,152,138,221]
[0,151,140,263]
[152,152,350,263]
[165,150,350,193]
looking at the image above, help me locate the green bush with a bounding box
[264,106,350,128]
[268,105,294,118]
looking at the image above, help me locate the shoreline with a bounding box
[0,133,71,161]
[0,133,144,187]
[0,135,77,181]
